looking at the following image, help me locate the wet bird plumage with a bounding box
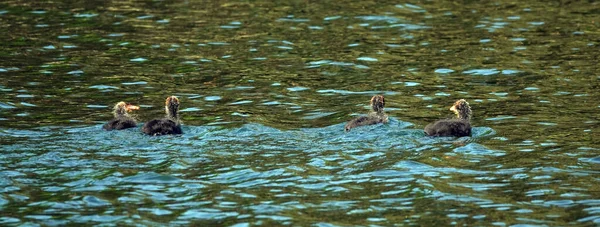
[142,96,183,136]
[424,99,472,137]
[103,102,139,130]
[345,95,389,132]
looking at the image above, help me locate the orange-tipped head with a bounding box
[370,95,385,113]
[114,101,139,116]
[449,99,471,120]
[125,104,139,112]
[165,96,180,107]
[165,96,180,120]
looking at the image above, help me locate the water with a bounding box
[1,0,600,226]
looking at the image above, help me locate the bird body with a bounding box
[345,95,388,132]
[103,102,139,130]
[142,96,183,136]
[424,119,471,137]
[424,99,472,137]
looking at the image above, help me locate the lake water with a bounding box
[1,1,599,226]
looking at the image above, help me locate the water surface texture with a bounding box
[1,1,600,226]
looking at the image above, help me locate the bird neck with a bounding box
[114,107,129,118]
[165,105,179,122]
[371,103,384,113]
[457,109,471,121]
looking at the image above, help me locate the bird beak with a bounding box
[449,105,456,112]
[125,104,140,112]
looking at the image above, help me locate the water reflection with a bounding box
[1,121,505,225]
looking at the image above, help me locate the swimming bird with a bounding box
[103,101,140,130]
[424,99,472,137]
[142,96,183,136]
[345,95,389,132]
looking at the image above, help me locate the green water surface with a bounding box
[1,1,599,226]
